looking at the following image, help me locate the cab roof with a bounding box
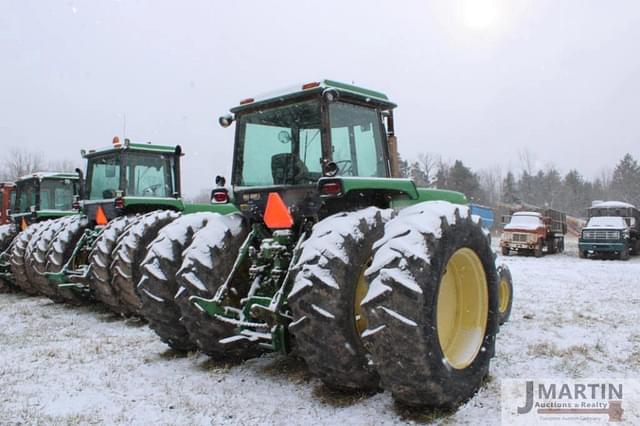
[83,140,178,158]
[230,79,397,114]
[16,172,79,182]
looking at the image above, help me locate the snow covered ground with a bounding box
[1,237,639,425]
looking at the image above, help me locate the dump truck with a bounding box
[578,201,640,260]
[137,80,513,408]
[500,208,567,257]
[23,138,232,310]
[0,173,79,293]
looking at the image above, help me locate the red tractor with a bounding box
[0,182,14,225]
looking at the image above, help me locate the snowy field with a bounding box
[1,237,639,425]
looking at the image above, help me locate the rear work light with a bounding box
[320,181,342,196]
[239,98,254,105]
[302,81,321,90]
[211,189,229,203]
[114,197,125,209]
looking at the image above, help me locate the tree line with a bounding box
[0,148,80,182]
[399,151,640,218]
[2,146,638,218]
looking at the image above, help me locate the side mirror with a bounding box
[278,130,291,144]
[219,115,234,128]
[324,161,339,177]
[322,88,339,103]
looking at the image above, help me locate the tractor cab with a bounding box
[81,137,183,226]
[218,80,413,224]
[11,173,79,230]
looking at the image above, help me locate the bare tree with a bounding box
[48,158,82,173]
[518,148,535,176]
[418,152,441,187]
[0,148,44,181]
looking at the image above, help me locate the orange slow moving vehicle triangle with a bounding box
[95,206,108,226]
[263,192,294,229]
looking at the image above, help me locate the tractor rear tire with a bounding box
[288,207,393,391]
[44,215,90,304]
[175,213,260,360]
[111,210,179,315]
[10,222,47,295]
[26,217,71,301]
[361,201,499,408]
[88,215,136,311]
[0,224,17,290]
[497,265,513,325]
[138,213,216,351]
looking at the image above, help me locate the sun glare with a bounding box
[460,0,502,31]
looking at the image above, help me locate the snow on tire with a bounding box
[174,213,259,360]
[138,213,218,351]
[10,222,47,295]
[361,201,499,408]
[111,210,179,316]
[25,217,72,301]
[288,207,393,391]
[0,224,17,290]
[45,215,90,304]
[88,215,137,311]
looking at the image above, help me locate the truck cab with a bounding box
[578,201,639,260]
[500,209,567,257]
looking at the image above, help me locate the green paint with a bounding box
[182,203,239,215]
[335,177,419,199]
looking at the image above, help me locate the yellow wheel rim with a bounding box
[498,276,510,314]
[437,248,488,370]
[354,259,371,335]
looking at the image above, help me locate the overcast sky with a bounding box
[2,0,639,195]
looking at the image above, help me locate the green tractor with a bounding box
[31,138,232,310]
[138,80,513,408]
[0,172,79,294]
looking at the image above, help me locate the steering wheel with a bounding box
[334,160,353,176]
[141,183,162,195]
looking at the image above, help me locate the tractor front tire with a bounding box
[175,213,259,360]
[361,201,499,408]
[497,265,513,325]
[139,213,217,351]
[288,207,393,391]
[111,210,179,316]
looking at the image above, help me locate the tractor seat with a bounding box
[271,153,310,185]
